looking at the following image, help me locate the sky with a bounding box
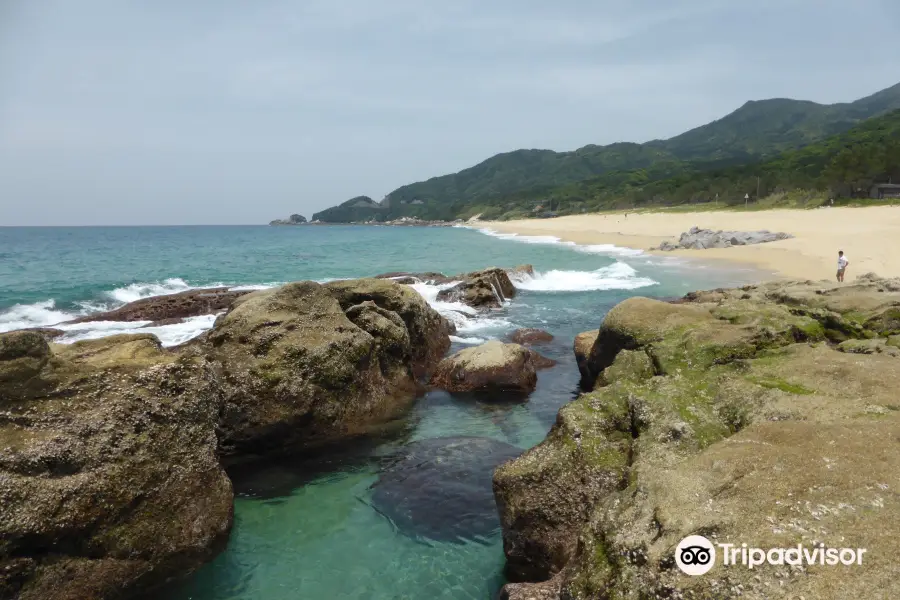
[1,0,899,226]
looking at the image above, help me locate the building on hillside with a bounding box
[870,183,900,199]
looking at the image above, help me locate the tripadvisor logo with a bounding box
[675,535,867,576]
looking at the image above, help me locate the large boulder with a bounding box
[495,275,900,599]
[430,341,537,394]
[67,287,251,325]
[0,333,233,600]
[207,279,451,456]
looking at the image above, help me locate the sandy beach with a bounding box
[482,205,900,281]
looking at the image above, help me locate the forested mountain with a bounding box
[311,81,900,222]
[652,81,900,162]
[472,108,900,219]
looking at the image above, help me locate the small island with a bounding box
[269,214,307,226]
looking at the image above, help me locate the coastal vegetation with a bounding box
[311,82,900,222]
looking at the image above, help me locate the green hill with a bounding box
[481,108,900,218]
[311,196,382,223]
[312,81,900,222]
[652,82,900,162]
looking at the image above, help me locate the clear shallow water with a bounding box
[0,225,763,600]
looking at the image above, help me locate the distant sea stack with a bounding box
[269,214,307,226]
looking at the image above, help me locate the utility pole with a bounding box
[745,193,750,208]
[756,176,761,201]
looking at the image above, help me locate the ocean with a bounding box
[0,225,763,599]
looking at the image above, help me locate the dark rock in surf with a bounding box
[67,287,251,325]
[436,268,517,309]
[369,436,522,543]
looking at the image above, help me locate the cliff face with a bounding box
[494,274,900,600]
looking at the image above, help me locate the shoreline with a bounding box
[479,205,900,281]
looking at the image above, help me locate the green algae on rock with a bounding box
[0,277,455,599]
[209,279,452,457]
[494,275,900,599]
[0,333,233,600]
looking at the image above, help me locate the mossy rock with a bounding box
[598,348,655,386]
[501,275,900,600]
[209,280,444,456]
[0,336,233,599]
[0,331,51,398]
[865,306,900,336]
[838,338,899,356]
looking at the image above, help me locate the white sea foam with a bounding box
[0,277,269,341]
[55,314,220,348]
[576,244,645,257]
[449,335,487,345]
[473,227,644,257]
[0,300,79,333]
[106,278,193,304]
[513,262,657,292]
[408,280,515,344]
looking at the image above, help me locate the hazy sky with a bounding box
[1,0,898,225]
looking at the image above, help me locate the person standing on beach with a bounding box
[837,250,849,282]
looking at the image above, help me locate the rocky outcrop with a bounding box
[653,226,793,250]
[0,276,456,598]
[207,279,451,456]
[67,288,251,324]
[269,214,307,225]
[0,333,233,600]
[494,275,900,599]
[430,341,538,394]
[508,328,554,345]
[436,268,518,309]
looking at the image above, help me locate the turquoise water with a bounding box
[0,225,763,599]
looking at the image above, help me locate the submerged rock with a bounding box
[0,333,233,600]
[370,437,522,543]
[495,275,900,598]
[430,341,538,395]
[508,328,554,345]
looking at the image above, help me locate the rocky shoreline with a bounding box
[0,266,537,598]
[4,269,899,598]
[494,273,900,599]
